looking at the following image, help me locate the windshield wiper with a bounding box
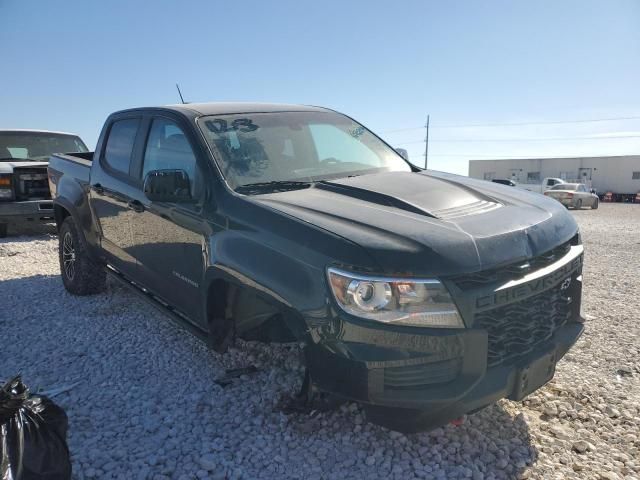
[235,180,313,195]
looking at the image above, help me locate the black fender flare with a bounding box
[53,176,101,257]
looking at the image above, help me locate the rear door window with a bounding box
[104,119,141,174]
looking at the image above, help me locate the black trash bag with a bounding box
[0,376,71,480]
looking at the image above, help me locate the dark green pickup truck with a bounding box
[47,103,584,431]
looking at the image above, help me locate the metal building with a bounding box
[468,155,640,197]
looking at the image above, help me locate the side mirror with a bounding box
[395,148,409,161]
[143,169,192,203]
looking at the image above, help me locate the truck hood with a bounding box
[0,160,48,174]
[253,171,578,276]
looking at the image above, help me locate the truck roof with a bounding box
[115,102,330,118]
[0,129,81,137]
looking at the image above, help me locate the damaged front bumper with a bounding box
[305,244,584,431]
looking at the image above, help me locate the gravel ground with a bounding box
[1,204,639,480]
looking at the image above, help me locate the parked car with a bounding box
[0,130,88,237]
[517,177,565,194]
[491,178,516,187]
[544,183,599,209]
[48,103,584,432]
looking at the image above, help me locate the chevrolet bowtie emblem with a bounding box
[560,278,572,291]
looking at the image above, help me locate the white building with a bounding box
[468,155,640,195]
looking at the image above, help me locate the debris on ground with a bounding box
[0,376,72,480]
[214,365,259,387]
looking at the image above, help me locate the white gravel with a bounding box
[1,205,639,480]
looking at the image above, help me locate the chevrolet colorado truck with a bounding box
[48,103,584,432]
[0,129,88,237]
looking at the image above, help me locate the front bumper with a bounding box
[0,200,55,222]
[306,244,584,431]
[307,320,582,431]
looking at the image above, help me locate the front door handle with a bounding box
[127,200,145,213]
[92,183,104,195]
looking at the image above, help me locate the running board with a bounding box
[105,266,209,343]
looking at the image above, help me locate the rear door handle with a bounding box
[127,200,145,213]
[92,183,104,195]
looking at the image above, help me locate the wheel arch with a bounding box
[203,265,310,348]
[53,197,104,266]
[53,201,73,230]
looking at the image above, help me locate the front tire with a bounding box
[575,199,582,209]
[0,223,7,238]
[59,216,106,295]
[591,198,599,209]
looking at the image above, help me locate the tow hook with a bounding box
[450,416,465,426]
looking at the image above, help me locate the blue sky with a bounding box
[1,0,639,175]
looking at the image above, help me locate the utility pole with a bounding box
[424,115,430,169]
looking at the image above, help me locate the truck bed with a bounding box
[48,152,93,184]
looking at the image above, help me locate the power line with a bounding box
[403,152,640,159]
[434,116,640,129]
[395,133,640,146]
[379,115,640,133]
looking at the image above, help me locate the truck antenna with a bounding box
[176,83,186,104]
[424,114,430,170]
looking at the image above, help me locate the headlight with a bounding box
[0,175,13,200]
[327,268,464,328]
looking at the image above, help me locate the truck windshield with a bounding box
[0,132,88,161]
[198,111,412,191]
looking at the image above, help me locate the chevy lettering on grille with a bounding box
[475,249,583,311]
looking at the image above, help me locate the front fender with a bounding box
[202,229,330,341]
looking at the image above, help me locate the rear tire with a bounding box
[575,199,582,209]
[591,198,599,209]
[0,223,7,238]
[59,216,106,295]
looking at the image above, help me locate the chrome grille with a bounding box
[13,167,50,201]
